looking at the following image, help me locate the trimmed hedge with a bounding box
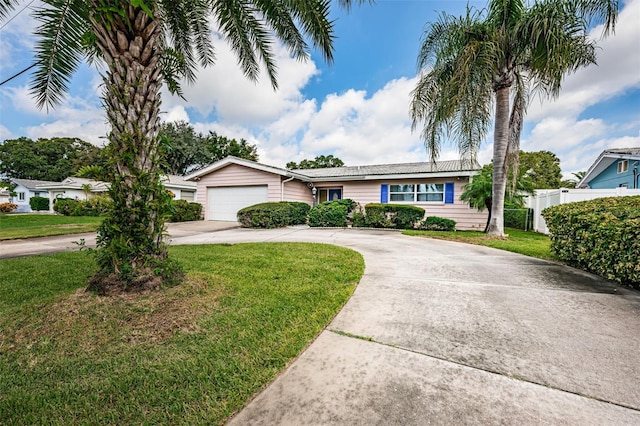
[542,196,640,289]
[237,202,310,228]
[29,196,50,211]
[419,216,456,231]
[364,203,425,229]
[169,200,203,222]
[309,202,344,227]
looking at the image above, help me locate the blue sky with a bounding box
[1,0,639,179]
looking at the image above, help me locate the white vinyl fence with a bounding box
[525,187,640,234]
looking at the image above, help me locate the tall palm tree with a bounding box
[0,0,365,293]
[410,0,618,236]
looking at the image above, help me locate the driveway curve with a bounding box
[169,227,640,425]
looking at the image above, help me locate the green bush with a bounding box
[237,202,310,228]
[542,196,640,289]
[53,198,80,216]
[504,206,534,230]
[420,216,456,231]
[0,202,18,213]
[364,203,425,229]
[29,196,50,211]
[308,201,348,227]
[54,196,112,216]
[169,200,203,222]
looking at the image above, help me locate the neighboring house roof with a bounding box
[36,177,110,192]
[186,156,480,182]
[163,174,197,190]
[10,178,59,190]
[578,147,640,188]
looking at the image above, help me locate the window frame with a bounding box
[18,192,25,201]
[389,183,444,203]
[617,159,629,174]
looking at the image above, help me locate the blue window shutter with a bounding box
[445,182,454,204]
[380,184,388,204]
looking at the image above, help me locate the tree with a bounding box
[411,0,617,236]
[81,183,93,200]
[287,155,345,169]
[0,137,100,181]
[159,122,259,175]
[461,164,534,232]
[0,0,366,293]
[518,150,561,189]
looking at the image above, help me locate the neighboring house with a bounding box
[185,156,488,230]
[578,147,640,189]
[0,188,10,204]
[8,175,197,213]
[38,177,110,212]
[162,175,197,202]
[8,178,59,212]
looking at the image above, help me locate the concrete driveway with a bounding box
[2,224,639,424]
[168,227,640,425]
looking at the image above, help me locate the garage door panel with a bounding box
[208,185,268,221]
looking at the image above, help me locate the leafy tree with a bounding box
[0,0,366,292]
[518,150,562,189]
[411,0,617,236]
[461,164,534,232]
[159,121,259,175]
[560,171,586,188]
[0,137,100,181]
[287,155,345,169]
[205,132,259,165]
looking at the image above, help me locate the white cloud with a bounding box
[0,124,14,141]
[526,0,640,122]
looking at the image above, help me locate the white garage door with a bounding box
[208,185,268,221]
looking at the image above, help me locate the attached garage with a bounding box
[207,185,268,221]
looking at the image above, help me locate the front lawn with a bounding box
[0,214,102,240]
[0,243,364,424]
[404,227,553,260]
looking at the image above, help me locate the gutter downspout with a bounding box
[281,176,294,201]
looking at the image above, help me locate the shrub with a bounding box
[308,202,348,227]
[169,200,203,222]
[29,196,50,211]
[53,198,80,216]
[420,216,456,231]
[0,202,18,213]
[364,203,425,229]
[237,202,310,228]
[542,196,640,289]
[504,205,534,230]
[53,196,112,216]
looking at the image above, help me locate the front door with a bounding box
[328,188,342,201]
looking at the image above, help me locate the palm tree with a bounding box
[81,183,92,200]
[0,0,366,293]
[410,0,618,236]
[461,163,534,232]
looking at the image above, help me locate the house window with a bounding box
[617,160,628,173]
[619,183,628,188]
[181,191,195,202]
[389,183,444,202]
[18,192,25,201]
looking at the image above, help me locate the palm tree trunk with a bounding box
[88,3,175,292]
[487,84,510,236]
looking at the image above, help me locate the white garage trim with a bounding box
[207,185,268,221]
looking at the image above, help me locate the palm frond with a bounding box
[0,0,18,21]
[30,0,90,110]
[571,0,618,36]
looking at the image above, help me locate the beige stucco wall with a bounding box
[283,180,313,203]
[312,178,487,231]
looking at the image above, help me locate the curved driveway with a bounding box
[3,225,640,424]
[169,227,640,425]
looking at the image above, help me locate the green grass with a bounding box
[403,227,553,260]
[0,243,364,425]
[0,214,102,240]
